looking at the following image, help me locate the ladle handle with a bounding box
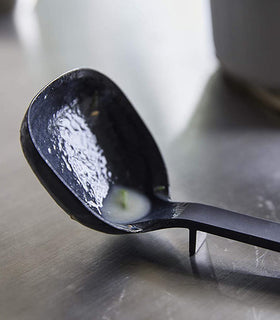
[179,203,280,256]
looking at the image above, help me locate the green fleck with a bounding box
[117,189,128,209]
[154,185,166,192]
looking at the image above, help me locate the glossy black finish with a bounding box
[20,69,280,256]
[20,69,169,234]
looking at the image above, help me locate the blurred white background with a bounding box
[13,0,216,150]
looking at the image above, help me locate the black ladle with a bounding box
[20,69,280,256]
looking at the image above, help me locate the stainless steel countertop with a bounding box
[1,1,280,319]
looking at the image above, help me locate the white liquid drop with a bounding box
[102,186,151,224]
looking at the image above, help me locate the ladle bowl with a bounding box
[20,69,280,256]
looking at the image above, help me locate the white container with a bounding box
[211,0,280,89]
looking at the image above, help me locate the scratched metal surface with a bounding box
[1,1,280,319]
